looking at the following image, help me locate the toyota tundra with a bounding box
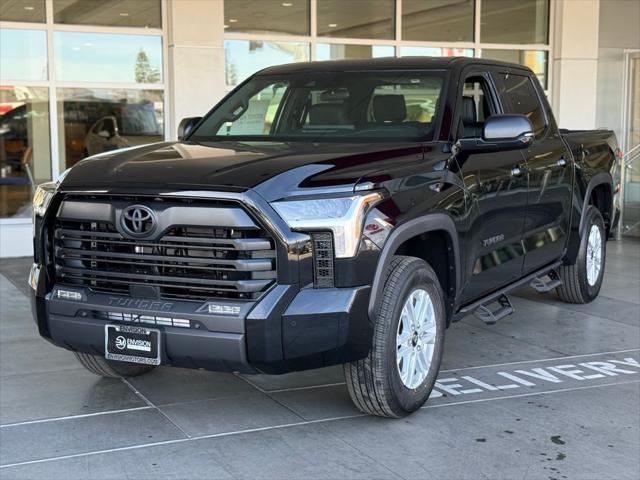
[29,57,621,417]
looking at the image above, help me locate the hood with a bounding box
[60,140,424,201]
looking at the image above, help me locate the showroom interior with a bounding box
[0,1,639,479]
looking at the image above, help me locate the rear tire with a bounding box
[344,256,446,418]
[74,352,156,378]
[556,206,606,304]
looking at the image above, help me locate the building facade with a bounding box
[0,0,638,257]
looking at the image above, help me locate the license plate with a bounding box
[105,324,161,366]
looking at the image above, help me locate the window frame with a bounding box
[492,69,550,140]
[451,69,501,142]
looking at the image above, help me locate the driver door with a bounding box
[455,72,528,303]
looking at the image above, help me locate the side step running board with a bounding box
[530,270,562,293]
[453,261,563,323]
[473,294,514,325]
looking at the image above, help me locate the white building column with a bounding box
[551,0,600,129]
[166,0,226,139]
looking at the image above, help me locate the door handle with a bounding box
[511,166,526,177]
[556,157,567,168]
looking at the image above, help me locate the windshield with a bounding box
[190,70,445,142]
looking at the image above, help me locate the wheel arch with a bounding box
[579,173,613,231]
[368,214,461,325]
[566,172,613,265]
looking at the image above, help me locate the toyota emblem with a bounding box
[121,205,157,237]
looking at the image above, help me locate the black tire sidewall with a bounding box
[382,260,446,414]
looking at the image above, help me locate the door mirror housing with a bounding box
[457,114,534,153]
[178,117,202,140]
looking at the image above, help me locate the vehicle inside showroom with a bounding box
[0,1,639,479]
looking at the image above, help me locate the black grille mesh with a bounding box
[312,232,335,288]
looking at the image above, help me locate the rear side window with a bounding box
[496,73,546,137]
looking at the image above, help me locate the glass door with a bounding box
[621,52,640,237]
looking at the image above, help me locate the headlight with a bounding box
[271,192,381,258]
[32,168,71,218]
[32,182,57,218]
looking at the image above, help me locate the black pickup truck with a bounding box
[29,57,621,418]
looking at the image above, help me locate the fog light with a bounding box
[207,304,241,316]
[57,289,82,301]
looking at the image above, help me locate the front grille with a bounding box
[53,197,277,302]
[312,232,335,288]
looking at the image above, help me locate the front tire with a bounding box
[344,256,446,418]
[556,206,606,303]
[74,352,156,378]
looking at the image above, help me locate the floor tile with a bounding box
[128,366,256,406]
[0,409,185,466]
[159,391,302,437]
[1,369,145,425]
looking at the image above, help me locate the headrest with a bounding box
[308,103,346,125]
[461,96,477,125]
[373,95,406,123]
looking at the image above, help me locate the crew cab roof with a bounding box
[256,56,533,76]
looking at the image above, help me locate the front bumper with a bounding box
[29,263,372,374]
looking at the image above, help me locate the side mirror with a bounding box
[457,114,534,153]
[177,117,202,140]
[97,130,112,139]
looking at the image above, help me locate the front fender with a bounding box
[367,213,461,323]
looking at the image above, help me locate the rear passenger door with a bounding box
[455,71,529,303]
[494,71,573,274]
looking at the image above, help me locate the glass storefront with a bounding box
[54,32,163,83]
[0,29,48,82]
[316,44,394,61]
[56,88,163,170]
[224,0,551,87]
[0,0,164,220]
[52,0,161,28]
[402,0,474,42]
[0,0,46,23]
[0,0,552,236]
[0,87,51,218]
[317,0,395,39]
[224,0,309,36]
[401,46,474,58]
[481,0,549,44]
[224,40,310,85]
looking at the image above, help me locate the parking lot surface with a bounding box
[1,239,639,480]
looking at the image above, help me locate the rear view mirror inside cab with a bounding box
[225,100,249,122]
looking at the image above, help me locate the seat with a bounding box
[308,103,347,125]
[373,95,407,123]
[461,96,482,138]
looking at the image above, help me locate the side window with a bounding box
[216,83,287,136]
[496,73,546,137]
[459,76,495,138]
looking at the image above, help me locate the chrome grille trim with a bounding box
[53,195,277,302]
